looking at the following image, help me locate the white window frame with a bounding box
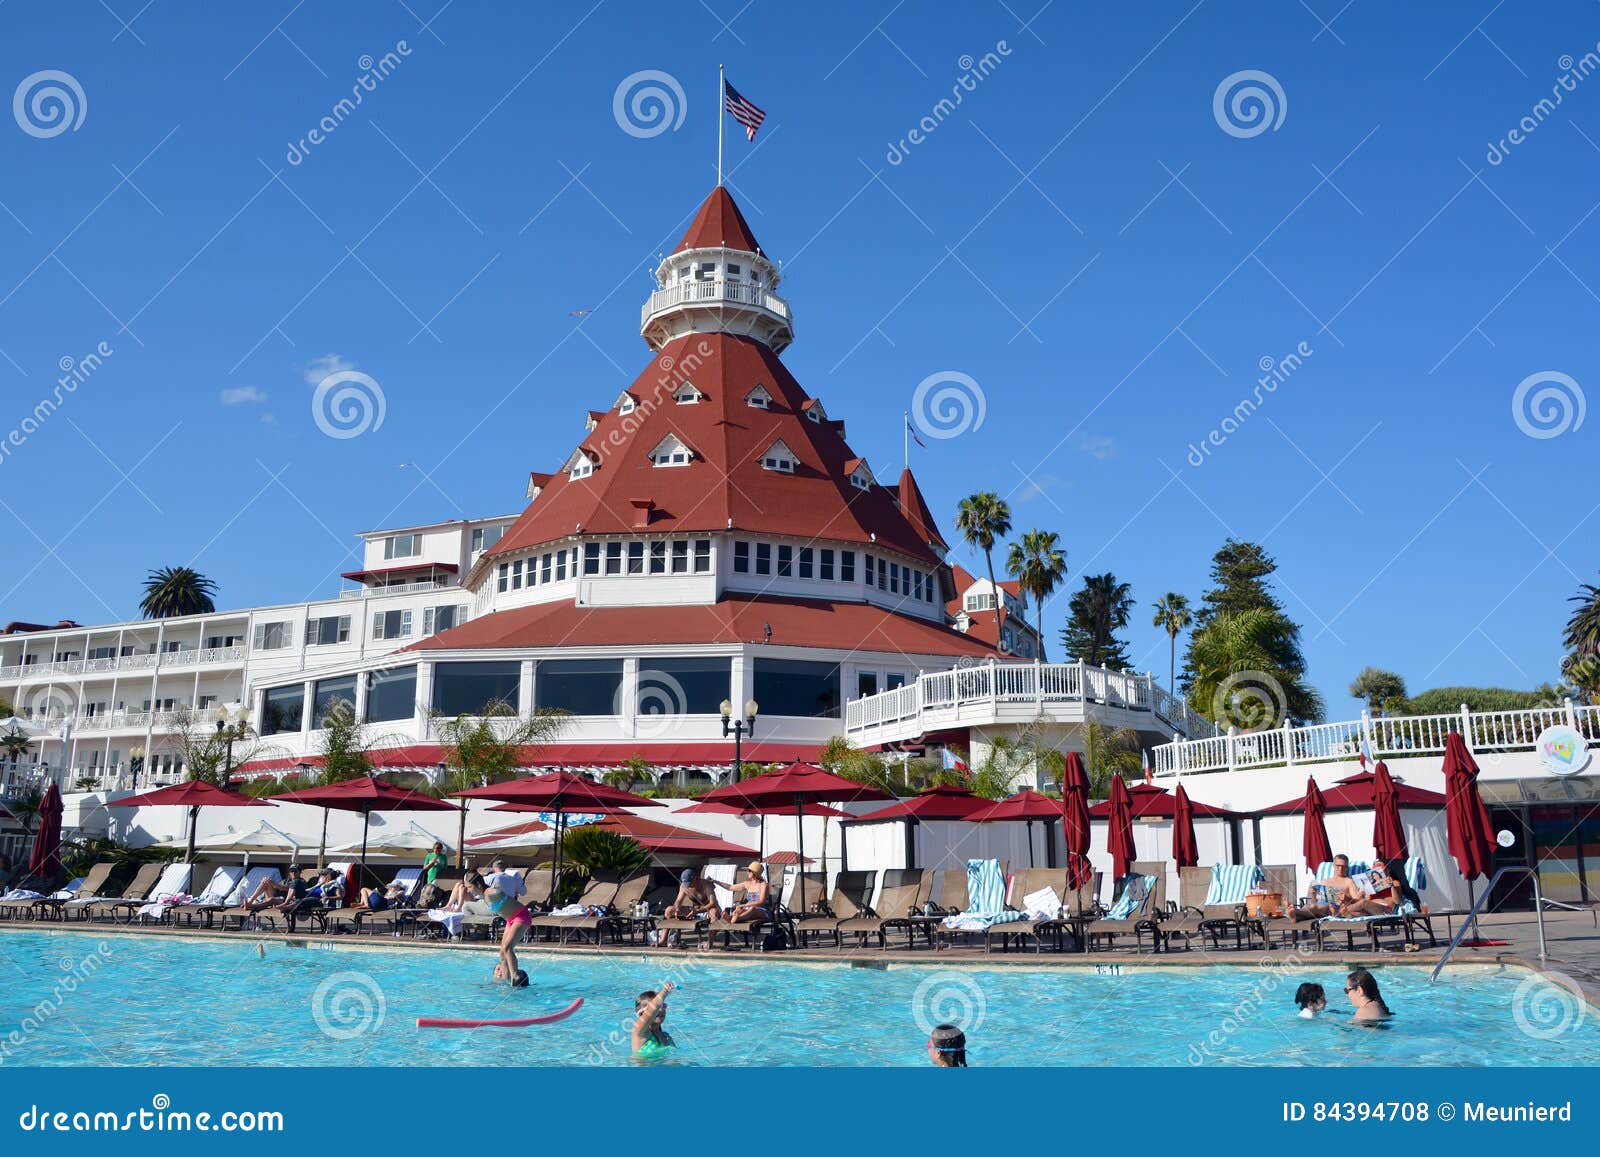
[649,435,693,467]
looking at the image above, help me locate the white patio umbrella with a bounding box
[163,820,302,864]
[327,820,453,857]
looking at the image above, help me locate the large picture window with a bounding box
[432,661,521,716]
[535,659,623,716]
[754,658,841,719]
[638,658,731,717]
[312,675,358,729]
[261,684,305,735]
[365,666,416,723]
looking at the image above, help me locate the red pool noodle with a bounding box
[417,997,583,1029]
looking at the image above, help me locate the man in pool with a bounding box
[1288,854,1363,922]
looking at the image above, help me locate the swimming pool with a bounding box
[1,930,1595,1066]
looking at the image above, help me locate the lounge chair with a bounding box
[316,867,424,935]
[838,868,925,950]
[1314,858,1435,951]
[0,873,92,921]
[63,862,164,921]
[932,867,968,914]
[32,862,117,920]
[984,868,1070,953]
[108,862,193,924]
[537,872,650,945]
[167,865,250,927]
[789,871,875,949]
[211,868,286,930]
[1083,861,1166,952]
[1156,863,1262,952]
[528,875,620,942]
[934,859,1027,948]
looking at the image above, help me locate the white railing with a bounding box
[0,645,243,681]
[843,660,1220,741]
[641,279,790,325]
[340,580,457,599]
[1152,701,1600,776]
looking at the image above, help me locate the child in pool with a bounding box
[632,981,675,1058]
[1294,982,1326,1019]
[927,1023,968,1067]
[492,962,529,988]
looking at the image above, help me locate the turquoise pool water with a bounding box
[1,930,1595,1067]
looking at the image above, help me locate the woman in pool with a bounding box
[1294,982,1327,1018]
[926,1023,968,1067]
[1344,968,1393,1023]
[632,981,675,1058]
[480,868,532,985]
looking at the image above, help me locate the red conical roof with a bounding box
[675,186,762,254]
[897,467,949,553]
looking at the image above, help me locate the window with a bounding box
[805,400,826,424]
[616,392,636,415]
[672,385,702,405]
[693,539,711,573]
[511,560,523,590]
[668,540,686,574]
[370,609,412,640]
[306,615,350,646]
[696,261,715,281]
[638,658,730,716]
[746,386,772,409]
[798,547,814,579]
[261,685,304,735]
[312,675,358,728]
[754,658,842,719]
[384,534,421,560]
[556,550,569,581]
[497,563,509,593]
[725,263,742,280]
[865,555,875,588]
[87,646,114,660]
[541,554,553,584]
[886,672,906,691]
[650,541,667,574]
[777,545,793,577]
[840,550,856,583]
[424,605,465,634]
[535,659,622,715]
[204,634,243,650]
[470,525,504,554]
[604,542,622,576]
[584,544,601,575]
[734,541,750,573]
[820,549,834,581]
[160,641,183,654]
[253,621,292,651]
[850,469,872,491]
[627,542,645,574]
[755,542,772,576]
[857,671,878,699]
[966,593,997,611]
[889,563,900,595]
[650,435,693,465]
[432,660,521,715]
[570,456,594,480]
[365,666,416,723]
[761,440,796,473]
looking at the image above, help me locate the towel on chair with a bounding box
[941,859,1026,930]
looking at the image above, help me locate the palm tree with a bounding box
[1007,530,1067,661]
[955,492,1013,644]
[1061,573,1134,669]
[139,566,218,619]
[1150,592,1192,692]
[1187,607,1325,729]
[1080,719,1142,798]
[1565,578,1600,659]
[0,727,29,768]
[431,701,569,865]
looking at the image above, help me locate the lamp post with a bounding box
[719,698,759,781]
[129,745,145,789]
[212,704,251,784]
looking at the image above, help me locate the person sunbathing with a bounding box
[355,881,408,912]
[1288,854,1363,921]
[244,867,306,912]
[1336,863,1403,917]
[711,862,770,924]
[656,870,720,946]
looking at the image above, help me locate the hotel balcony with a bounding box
[0,645,245,683]
[640,278,793,354]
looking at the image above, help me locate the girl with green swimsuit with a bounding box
[632,981,676,1058]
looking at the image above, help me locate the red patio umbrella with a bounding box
[695,763,891,912]
[1301,777,1333,872]
[680,797,849,862]
[1060,753,1093,890]
[26,782,63,883]
[1104,775,1136,881]
[107,778,271,863]
[1171,783,1200,869]
[468,812,759,861]
[1370,761,1408,863]
[454,771,662,896]
[275,776,458,875]
[969,790,1062,868]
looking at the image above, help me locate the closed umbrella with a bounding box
[26,782,63,884]
[275,776,457,880]
[1301,777,1333,872]
[107,778,271,863]
[1060,753,1093,890]
[1171,783,1200,869]
[695,763,891,913]
[1371,760,1407,863]
[1443,731,1496,942]
[1104,775,1136,882]
[968,790,1063,867]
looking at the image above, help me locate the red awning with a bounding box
[1089,782,1240,819]
[340,561,459,581]
[1259,770,1446,815]
[235,740,822,775]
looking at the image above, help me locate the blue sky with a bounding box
[0,1,1596,720]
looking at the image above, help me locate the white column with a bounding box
[620,657,639,738]
[414,662,435,734]
[518,659,535,717]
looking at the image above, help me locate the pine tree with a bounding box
[1059,572,1134,670]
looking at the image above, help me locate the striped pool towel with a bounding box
[1106,874,1157,920]
[940,859,1026,930]
[1203,863,1262,907]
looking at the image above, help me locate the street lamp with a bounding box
[213,704,251,783]
[719,698,759,781]
[129,745,145,788]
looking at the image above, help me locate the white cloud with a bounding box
[1075,434,1118,460]
[304,353,356,386]
[220,385,268,405]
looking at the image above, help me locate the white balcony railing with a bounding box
[1152,702,1600,776]
[339,580,457,599]
[641,279,790,327]
[842,660,1220,742]
[0,646,244,682]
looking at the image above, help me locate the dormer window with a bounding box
[615,391,637,415]
[845,458,875,492]
[649,435,693,467]
[851,471,871,491]
[746,385,773,410]
[803,399,827,424]
[673,384,704,405]
[761,439,797,473]
[566,448,597,480]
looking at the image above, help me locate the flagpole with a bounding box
[717,64,725,187]
[903,409,910,472]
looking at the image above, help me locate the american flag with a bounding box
[724,80,766,142]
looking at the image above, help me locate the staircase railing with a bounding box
[1429,866,1546,982]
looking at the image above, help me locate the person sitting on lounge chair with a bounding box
[709,862,770,924]
[356,881,409,912]
[655,870,719,946]
[307,869,343,908]
[244,867,305,913]
[1337,862,1403,917]
[1288,855,1363,922]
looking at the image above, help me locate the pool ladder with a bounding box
[1429,866,1546,983]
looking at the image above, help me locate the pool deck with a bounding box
[5,907,1598,995]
